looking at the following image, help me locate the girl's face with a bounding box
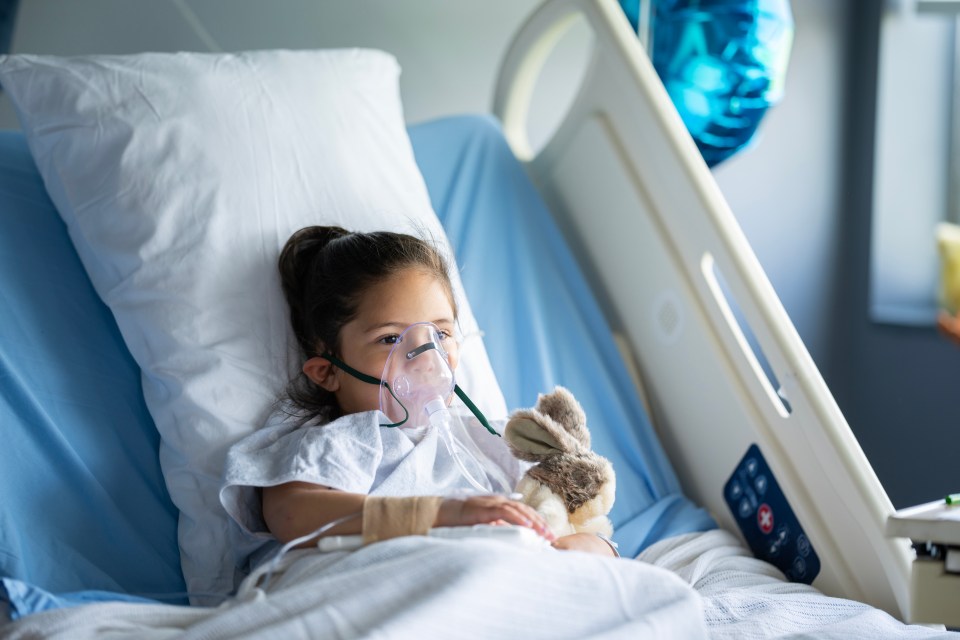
[330,268,458,416]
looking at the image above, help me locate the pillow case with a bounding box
[0,49,506,601]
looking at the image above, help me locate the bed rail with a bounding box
[494,0,913,620]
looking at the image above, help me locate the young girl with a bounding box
[220,225,614,574]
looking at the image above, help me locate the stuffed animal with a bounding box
[504,386,616,538]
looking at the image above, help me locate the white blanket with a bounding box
[0,536,707,639]
[638,529,956,639]
[7,529,954,639]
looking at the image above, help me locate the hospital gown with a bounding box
[219,403,525,572]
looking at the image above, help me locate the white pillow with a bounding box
[0,49,506,600]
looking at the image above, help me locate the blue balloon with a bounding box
[621,0,794,167]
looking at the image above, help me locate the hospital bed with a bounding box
[0,0,949,636]
[493,0,914,618]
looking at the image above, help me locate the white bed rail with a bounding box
[494,0,913,620]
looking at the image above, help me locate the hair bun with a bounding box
[278,225,350,352]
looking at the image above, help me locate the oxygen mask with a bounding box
[379,322,455,429]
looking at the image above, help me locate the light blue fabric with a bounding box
[408,115,716,557]
[0,131,185,606]
[0,578,158,622]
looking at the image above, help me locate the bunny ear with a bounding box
[504,411,581,461]
[536,386,590,450]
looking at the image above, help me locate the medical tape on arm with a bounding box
[361,495,444,545]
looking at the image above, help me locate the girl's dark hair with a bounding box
[278,225,457,421]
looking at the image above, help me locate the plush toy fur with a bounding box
[504,386,615,538]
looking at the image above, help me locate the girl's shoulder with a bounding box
[264,404,383,440]
[229,405,384,457]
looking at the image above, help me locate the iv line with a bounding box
[245,510,364,595]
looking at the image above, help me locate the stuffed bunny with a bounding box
[504,386,616,538]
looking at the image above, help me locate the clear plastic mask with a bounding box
[379,322,455,429]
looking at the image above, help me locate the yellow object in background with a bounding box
[936,222,960,314]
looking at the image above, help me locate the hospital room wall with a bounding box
[0,1,937,506]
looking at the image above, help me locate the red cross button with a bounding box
[757,503,774,534]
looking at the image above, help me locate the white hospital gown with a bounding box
[220,403,525,572]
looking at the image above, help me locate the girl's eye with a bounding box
[378,335,400,345]
[437,330,452,340]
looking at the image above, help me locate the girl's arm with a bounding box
[262,481,555,545]
[262,482,365,542]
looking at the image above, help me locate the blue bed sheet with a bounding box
[0,578,158,622]
[0,132,186,609]
[409,115,715,557]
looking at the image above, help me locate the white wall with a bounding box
[0,1,545,128]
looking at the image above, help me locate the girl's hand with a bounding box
[552,533,617,556]
[435,495,556,542]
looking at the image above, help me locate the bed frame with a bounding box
[493,0,913,620]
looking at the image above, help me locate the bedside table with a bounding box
[885,499,960,627]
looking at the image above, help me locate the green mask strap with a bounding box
[454,386,499,436]
[320,352,407,428]
[320,352,499,436]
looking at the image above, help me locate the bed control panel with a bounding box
[724,443,820,584]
